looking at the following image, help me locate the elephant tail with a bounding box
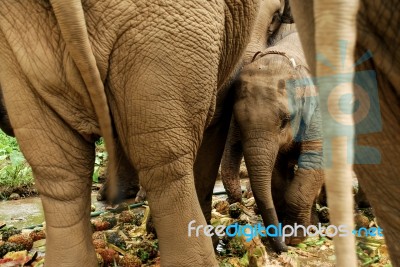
[50,0,118,202]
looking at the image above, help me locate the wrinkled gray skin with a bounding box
[96,0,290,252]
[221,25,324,247]
[0,84,141,202]
[0,0,287,266]
[291,0,400,265]
[97,0,289,205]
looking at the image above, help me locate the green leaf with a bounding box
[93,166,100,183]
[239,252,249,266]
[10,151,25,165]
[296,243,307,249]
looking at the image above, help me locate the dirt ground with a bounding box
[0,176,392,267]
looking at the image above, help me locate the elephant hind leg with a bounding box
[283,145,324,245]
[4,88,97,266]
[127,137,217,266]
[111,85,218,266]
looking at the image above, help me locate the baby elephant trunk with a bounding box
[241,129,287,252]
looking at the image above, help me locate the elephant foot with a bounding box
[45,227,98,267]
[40,194,98,267]
[134,186,147,203]
[282,222,307,245]
[96,183,107,201]
[221,172,243,204]
[282,213,312,246]
[284,234,306,246]
[310,206,320,225]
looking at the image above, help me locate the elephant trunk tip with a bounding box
[260,207,288,253]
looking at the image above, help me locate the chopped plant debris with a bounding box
[0,186,392,266]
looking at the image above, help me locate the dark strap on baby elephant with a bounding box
[251,50,293,65]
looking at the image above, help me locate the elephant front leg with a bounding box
[220,117,244,204]
[284,142,324,245]
[11,113,97,266]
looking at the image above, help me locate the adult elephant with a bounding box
[290,0,400,266]
[0,0,285,266]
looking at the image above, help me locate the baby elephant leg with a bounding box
[284,141,324,245]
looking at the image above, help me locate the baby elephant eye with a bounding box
[279,112,291,129]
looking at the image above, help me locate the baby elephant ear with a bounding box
[301,77,319,128]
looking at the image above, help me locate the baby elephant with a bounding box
[221,25,324,246]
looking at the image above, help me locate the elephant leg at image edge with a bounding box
[0,86,14,137]
[4,86,98,266]
[290,0,359,265]
[353,78,400,266]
